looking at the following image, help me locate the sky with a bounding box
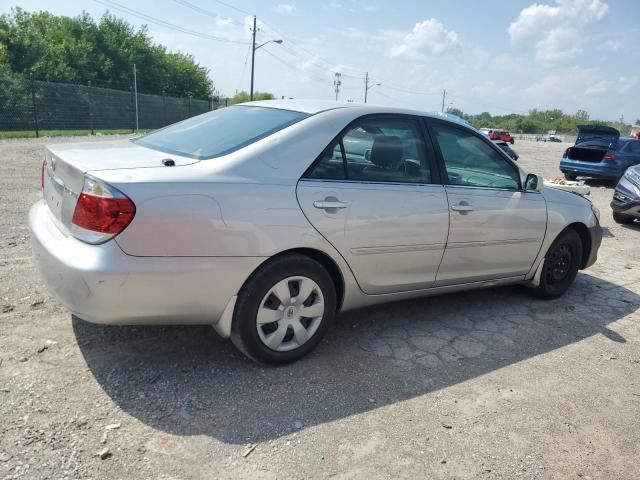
[2,0,639,121]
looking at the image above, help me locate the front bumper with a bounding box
[610,177,640,218]
[584,223,602,269]
[29,200,264,326]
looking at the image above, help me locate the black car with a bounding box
[611,164,640,224]
[492,140,519,161]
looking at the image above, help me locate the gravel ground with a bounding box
[0,136,639,480]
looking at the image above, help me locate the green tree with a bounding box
[0,8,214,98]
[227,90,275,105]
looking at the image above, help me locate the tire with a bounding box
[563,173,577,181]
[529,228,583,300]
[613,211,635,225]
[230,253,336,364]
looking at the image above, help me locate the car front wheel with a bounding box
[529,228,583,300]
[563,173,577,181]
[231,254,336,364]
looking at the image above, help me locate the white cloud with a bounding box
[390,19,460,59]
[273,4,296,14]
[212,16,233,29]
[508,0,608,63]
[584,80,608,95]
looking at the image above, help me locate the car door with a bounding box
[427,119,547,287]
[296,114,449,294]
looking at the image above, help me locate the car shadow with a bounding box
[621,222,640,232]
[578,178,615,189]
[74,272,639,445]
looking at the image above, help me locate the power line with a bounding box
[210,0,253,16]
[168,0,367,81]
[238,43,252,91]
[172,0,243,26]
[93,0,249,44]
[258,20,366,78]
[260,47,331,87]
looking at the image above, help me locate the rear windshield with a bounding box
[134,105,309,159]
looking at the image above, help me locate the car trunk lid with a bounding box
[42,139,197,234]
[576,125,619,146]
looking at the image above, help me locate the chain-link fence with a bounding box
[0,76,222,136]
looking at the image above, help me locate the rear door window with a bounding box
[305,116,433,184]
[624,141,640,155]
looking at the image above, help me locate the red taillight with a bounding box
[72,193,135,234]
[604,151,616,161]
[41,160,46,189]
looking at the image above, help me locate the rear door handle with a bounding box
[451,204,474,212]
[313,200,347,210]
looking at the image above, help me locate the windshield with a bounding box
[134,105,309,159]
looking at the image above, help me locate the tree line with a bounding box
[0,8,215,99]
[447,107,636,137]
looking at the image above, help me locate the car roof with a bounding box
[240,99,459,120]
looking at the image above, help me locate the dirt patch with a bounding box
[1,137,639,479]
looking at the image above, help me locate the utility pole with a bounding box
[363,73,380,103]
[334,72,341,101]
[364,72,369,103]
[250,16,257,101]
[133,64,139,133]
[441,88,446,112]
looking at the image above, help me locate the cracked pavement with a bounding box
[0,137,639,479]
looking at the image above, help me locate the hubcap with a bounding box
[256,276,325,352]
[545,243,573,284]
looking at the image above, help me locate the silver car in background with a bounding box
[29,100,602,363]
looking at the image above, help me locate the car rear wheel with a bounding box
[563,173,577,181]
[231,253,336,364]
[613,212,635,225]
[529,229,582,300]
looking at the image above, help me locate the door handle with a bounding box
[313,200,347,210]
[451,204,474,212]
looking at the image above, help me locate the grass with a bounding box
[0,129,152,139]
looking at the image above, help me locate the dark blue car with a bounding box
[560,125,640,183]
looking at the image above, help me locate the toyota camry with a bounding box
[29,100,602,363]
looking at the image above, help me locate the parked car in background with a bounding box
[29,101,602,363]
[611,165,640,224]
[560,125,640,183]
[545,135,563,143]
[493,139,519,161]
[484,129,514,144]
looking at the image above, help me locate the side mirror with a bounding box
[525,173,544,192]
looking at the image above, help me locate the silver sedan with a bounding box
[29,101,602,363]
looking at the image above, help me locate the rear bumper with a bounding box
[29,200,264,326]
[560,159,622,179]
